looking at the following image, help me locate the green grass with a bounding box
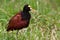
[0,0,60,40]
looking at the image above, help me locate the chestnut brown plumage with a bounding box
[7,4,31,31]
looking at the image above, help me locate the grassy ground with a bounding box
[0,0,60,40]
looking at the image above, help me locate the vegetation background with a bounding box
[0,0,60,40]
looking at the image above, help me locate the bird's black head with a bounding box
[23,4,31,12]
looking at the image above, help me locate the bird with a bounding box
[7,4,32,31]
[6,4,36,40]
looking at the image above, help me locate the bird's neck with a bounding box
[21,11,31,20]
[23,10,29,13]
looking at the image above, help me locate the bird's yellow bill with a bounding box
[28,5,37,13]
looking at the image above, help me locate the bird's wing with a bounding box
[8,13,22,27]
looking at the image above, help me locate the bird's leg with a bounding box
[16,30,19,40]
[7,31,13,40]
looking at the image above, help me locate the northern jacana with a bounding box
[7,4,32,31]
[6,4,33,40]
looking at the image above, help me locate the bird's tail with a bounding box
[6,26,10,31]
[7,28,9,31]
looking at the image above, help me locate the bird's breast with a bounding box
[21,12,31,20]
